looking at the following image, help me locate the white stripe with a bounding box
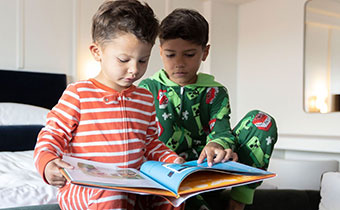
[127,98,153,106]
[77,80,92,85]
[148,143,163,158]
[60,188,71,210]
[60,99,80,113]
[89,188,94,201]
[75,185,83,210]
[70,138,142,147]
[153,149,171,161]
[46,117,73,137]
[80,107,152,116]
[88,194,127,205]
[133,90,153,98]
[68,155,143,166]
[44,125,72,144]
[97,194,127,204]
[53,107,79,122]
[77,87,105,92]
[34,141,63,156]
[33,148,59,165]
[75,128,146,137]
[79,97,104,102]
[64,90,80,101]
[70,148,142,157]
[85,188,91,209]
[151,200,170,207]
[40,131,69,148]
[148,127,157,132]
[43,125,70,139]
[79,118,148,125]
[70,184,79,210]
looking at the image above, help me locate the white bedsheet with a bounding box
[0,150,58,208]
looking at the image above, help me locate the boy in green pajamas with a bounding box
[138,8,277,210]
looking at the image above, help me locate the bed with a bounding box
[0,69,67,209]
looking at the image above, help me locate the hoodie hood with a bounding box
[151,69,223,87]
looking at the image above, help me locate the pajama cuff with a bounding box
[229,185,255,205]
[210,139,229,150]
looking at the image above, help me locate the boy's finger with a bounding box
[222,149,238,162]
[205,151,214,167]
[221,149,233,162]
[54,159,74,169]
[174,157,185,164]
[197,150,207,164]
[51,180,67,188]
[213,150,226,164]
[231,152,238,162]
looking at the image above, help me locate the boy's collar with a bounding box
[89,78,137,94]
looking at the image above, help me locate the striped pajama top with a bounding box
[34,79,179,210]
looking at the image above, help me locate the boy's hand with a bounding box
[197,142,238,167]
[174,157,185,164]
[44,158,73,188]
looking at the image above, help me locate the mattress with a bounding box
[0,150,58,208]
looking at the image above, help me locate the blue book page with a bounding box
[184,160,273,175]
[140,161,204,194]
[140,159,273,194]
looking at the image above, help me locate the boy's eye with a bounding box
[166,54,175,58]
[139,59,147,64]
[185,53,195,57]
[118,58,129,63]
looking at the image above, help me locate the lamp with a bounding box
[307,95,329,113]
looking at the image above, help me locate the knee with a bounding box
[243,109,277,133]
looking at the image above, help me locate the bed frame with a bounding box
[0,69,67,109]
[0,69,67,151]
[0,70,66,209]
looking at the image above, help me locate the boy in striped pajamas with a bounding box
[33,1,185,209]
[138,8,278,210]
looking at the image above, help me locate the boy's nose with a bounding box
[175,57,185,68]
[128,63,139,75]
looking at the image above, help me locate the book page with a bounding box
[183,160,272,175]
[177,171,275,194]
[164,172,276,207]
[140,159,274,194]
[140,160,209,193]
[62,156,168,191]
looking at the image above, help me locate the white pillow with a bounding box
[0,103,50,125]
[319,172,340,210]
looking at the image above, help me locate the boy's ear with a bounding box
[89,43,101,62]
[201,44,210,61]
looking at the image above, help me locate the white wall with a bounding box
[0,0,75,79]
[1,0,339,165]
[237,0,340,163]
[0,0,238,122]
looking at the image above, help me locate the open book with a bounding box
[61,156,275,207]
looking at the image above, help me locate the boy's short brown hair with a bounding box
[92,0,159,46]
[159,8,209,47]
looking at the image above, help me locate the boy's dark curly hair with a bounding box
[159,8,209,48]
[92,0,159,46]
